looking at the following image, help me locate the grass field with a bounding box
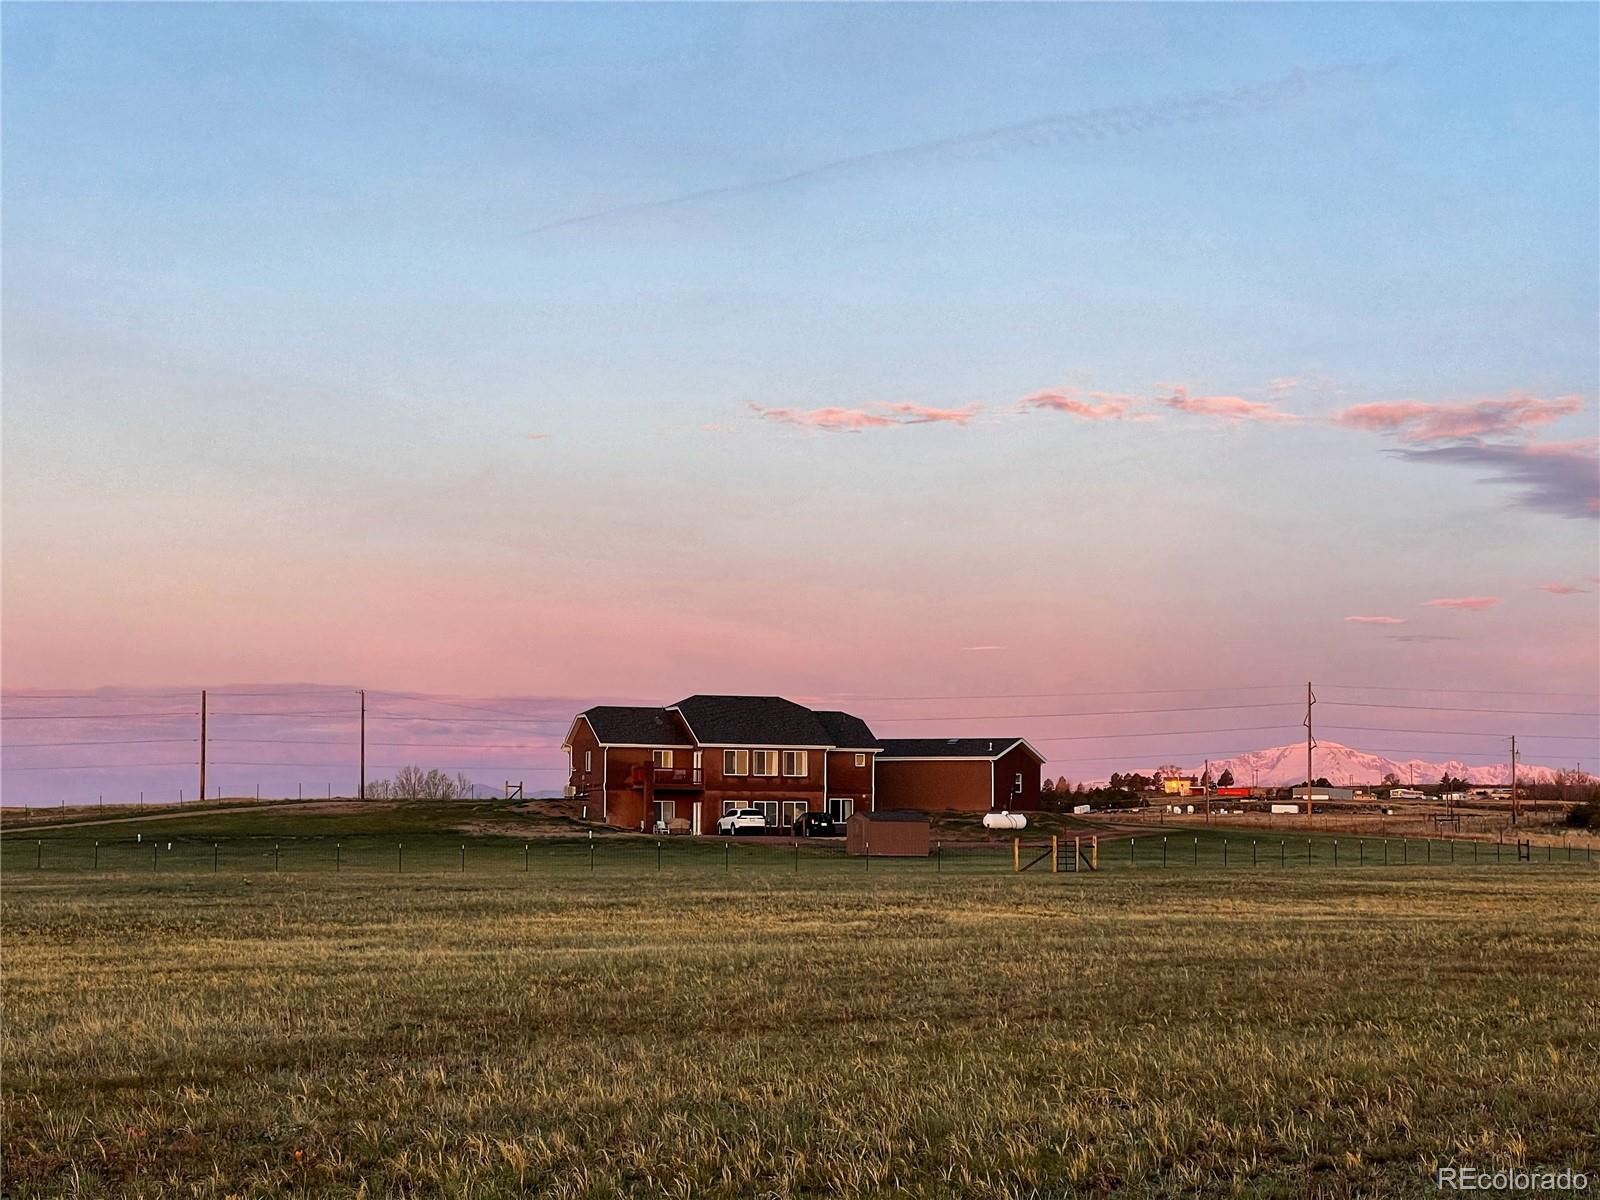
[3,806,1598,1198]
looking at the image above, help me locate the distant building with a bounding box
[1162,776,1200,796]
[1291,785,1355,803]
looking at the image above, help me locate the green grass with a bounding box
[4,806,1598,1197]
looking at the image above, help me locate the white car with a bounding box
[716,808,769,836]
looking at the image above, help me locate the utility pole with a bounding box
[1509,734,1518,827]
[1304,681,1316,821]
[199,689,207,806]
[359,689,366,801]
[1204,758,1212,823]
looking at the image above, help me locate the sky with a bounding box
[3,4,1597,801]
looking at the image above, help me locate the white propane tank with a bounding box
[982,810,1027,831]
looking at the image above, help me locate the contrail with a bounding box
[523,60,1394,237]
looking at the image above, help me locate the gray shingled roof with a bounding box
[878,737,1035,759]
[813,710,880,750]
[579,706,694,746]
[671,695,831,746]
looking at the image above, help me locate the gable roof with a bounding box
[878,737,1044,761]
[813,710,881,750]
[670,695,832,746]
[578,706,694,747]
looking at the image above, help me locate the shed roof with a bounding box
[849,809,930,822]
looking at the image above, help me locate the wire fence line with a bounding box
[6,832,1594,878]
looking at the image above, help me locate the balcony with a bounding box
[628,765,704,790]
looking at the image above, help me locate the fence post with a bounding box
[1252,839,1257,867]
[1090,835,1098,872]
[1427,839,1432,865]
[1013,838,1020,874]
[793,841,798,872]
[275,843,280,873]
[1402,840,1408,866]
[36,840,42,870]
[398,843,403,874]
[724,842,729,873]
[1223,837,1228,867]
[1130,836,1136,868]
[213,843,218,874]
[1051,835,1058,874]
[1280,839,1285,867]
[657,841,663,872]
[336,842,341,872]
[524,843,529,873]
[153,843,158,872]
[1359,839,1364,866]
[1333,839,1338,866]
[865,840,870,873]
[589,839,595,873]
[1193,836,1199,866]
[1163,836,1168,868]
[93,840,99,871]
[937,841,942,874]
[460,844,465,874]
[1073,836,1080,874]
[1307,839,1312,866]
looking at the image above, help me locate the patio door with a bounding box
[755,800,780,827]
[781,800,808,830]
[827,797,854,822]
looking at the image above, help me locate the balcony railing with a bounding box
[629,765,704,789]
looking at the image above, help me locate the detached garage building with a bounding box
[875,738,1045,813]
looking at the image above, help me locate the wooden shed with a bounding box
[846,810,930,857]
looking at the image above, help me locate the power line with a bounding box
[816,684,1298,702]
[868,702,1302,723]
[1029,724,1302,743]
[1,761,197,771]
[0,711,195,722]
[1321,724,1600,742]
[2,738,198,749]
[1321,701,1598,718]
[1321,683,1600,698]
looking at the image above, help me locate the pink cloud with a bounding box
[1332,393,1583,443]
[878,402,982,426]
[748,403,895,432]
[1539,583,1588,595]
[1157,387,1299,423]
[1423,597,1501,611]
[747,401,980,432]
[1344,615,1406,625]
[1018,389,1128,420]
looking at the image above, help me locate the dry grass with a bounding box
[4,866,1597,1198]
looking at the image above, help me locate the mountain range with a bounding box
[1099,741,1586,788]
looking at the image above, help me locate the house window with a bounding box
[781,750,807,777]
[653,749,674,769]
[584,750,592,773]
[722,800,741,816]
[723,749,749,776]
[654,800,675,828]
[752,750,778,777]
[782,800,808,828]
[854,753,866,768]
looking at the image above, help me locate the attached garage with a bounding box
[874,738,1045,813]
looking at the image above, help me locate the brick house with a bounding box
[562,695,879,833]
[875,738,1046,813]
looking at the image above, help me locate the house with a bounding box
[1290,785,1356,803]
[1162,776,1201,796]
[875,738,1045,813]
[562,695,879,833]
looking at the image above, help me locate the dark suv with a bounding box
[792,811,843,838]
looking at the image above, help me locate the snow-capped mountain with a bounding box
[1185,742,1578,787]
[1152,742,1581,787]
